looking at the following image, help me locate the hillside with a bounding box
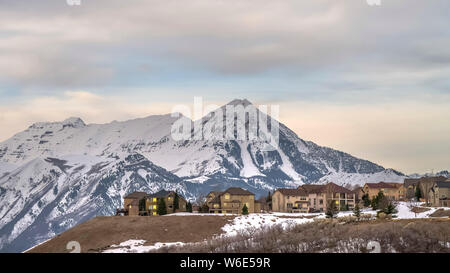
[27,215,234,253]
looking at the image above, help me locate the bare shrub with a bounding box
[152,219,450,253]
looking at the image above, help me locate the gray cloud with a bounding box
[0,0,449,93]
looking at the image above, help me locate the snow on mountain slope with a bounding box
[238,142,265,178]
[317,169,406,188]
[0,99,407,252]
[408,170,450,179]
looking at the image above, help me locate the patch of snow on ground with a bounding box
[103,240,184,253]
[395,202,450,219]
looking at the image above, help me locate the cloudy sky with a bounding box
[0,0,449,174]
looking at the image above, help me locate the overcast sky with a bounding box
[0,0,449,174]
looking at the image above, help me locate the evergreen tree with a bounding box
[242,204,249,215]
[326,200,338,218]
[139,198,146,213]
[383,202,397,215]
[157,198,167,215]
[266,191,272,202]
[353,204,361,219]
[415,186,422,201]
[371,196,378,210]
[186,202,193,213]
[173,191,179,213]
[201,203,209,213]
[362,193,371,207]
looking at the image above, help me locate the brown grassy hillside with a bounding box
[27,215,235,253]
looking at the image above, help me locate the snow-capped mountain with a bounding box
[0,99,405,252]
[408,170,450,179]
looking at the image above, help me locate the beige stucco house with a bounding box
[206,187,255,214]
[301,182,356,212]
[272,188,309,213]
[362,182,405,201]
[429,181,450,207]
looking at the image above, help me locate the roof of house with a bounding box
[276,188,307,196]
[435,181,450,188]
[207,191,222,197]
[365,182,398,189]
[300,182,352,194]
[299,184,324,194]
[148,190,172,198]
[223,187,255,196]
[124,191,148,199]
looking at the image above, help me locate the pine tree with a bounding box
[326,200,338,218]
[415,186,422,201]
[139,198,146,213]
[362,193,371,207]
[242,204,249,215]
[173,191,179,213]
[353,204,361,219]
[201,203,209,213]
[266,191,272,202]
[383,202,397,215]
[186,202,193,213]
[371,196,378,210]
[157,198,167,215]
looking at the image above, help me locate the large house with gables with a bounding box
[120,190,187,216]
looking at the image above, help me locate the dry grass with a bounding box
[430,209,450,218]
[27,215,235,253]
[411,207,431,213]
[154,218,450,253]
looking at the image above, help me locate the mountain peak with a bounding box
[226,98,253,107]
[62,117,86,128]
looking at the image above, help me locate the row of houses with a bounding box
[119,176,450,216]
[272,176,450,213]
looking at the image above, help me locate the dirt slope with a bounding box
[27,215,235,253]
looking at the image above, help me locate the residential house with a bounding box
[272,188,309,213]
[145,190,187,215]
[123,191,148,216]
[300,182,356,212]
[362,182,405,201]
[206,187,255,214]
[429,180,450,207]
[404,176,447,201]
[121,190,187,216]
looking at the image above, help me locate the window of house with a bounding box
[152,212,157,215]
[214,204,219,208]
[287,203,293,208]
[320,199,323,205]
[153,198,157,202]
[168,197,171,201]
[225,194,230,200]
[153,205,156,209]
